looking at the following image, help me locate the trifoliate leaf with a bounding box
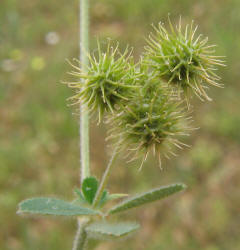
[82,177,99,204]
[108,183,186,214]
[86,221,140,239]
[17,197,99,216]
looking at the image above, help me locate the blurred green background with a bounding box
[1,0,240,249]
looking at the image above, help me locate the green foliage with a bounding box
[86,222,140,239]
[74,177,127,208]
[17,198,99,216]
[108,193,128,200]
[82,177,99,204]
[74,188,87,204]
[144,17,225,101]
[97,191,128,207]
[109,183,186,214]
[97,190,109,207]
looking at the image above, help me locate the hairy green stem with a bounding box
[75,0,90,249]
[72,218,88,250]
[80,0,90,183]
[92,148,118,208]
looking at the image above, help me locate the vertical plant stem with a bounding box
[93,147,119,208]
[80,0,90,183]
[72,218,88,250]
[74,1,90,249]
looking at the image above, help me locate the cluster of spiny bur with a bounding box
[68,19,224,167]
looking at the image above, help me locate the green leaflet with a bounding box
[108,193,128,200]
[97,190,108,207]
[17,198,99,216]
[86,221,140,239]
[75,177,123,207]
[108,183,186,214]
[98,192,128,207]
[74,188,87,204]
[82,177,99,204]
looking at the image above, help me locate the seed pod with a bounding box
[107,76,192,169]
[144,17,225,102]
[67,41,138,122]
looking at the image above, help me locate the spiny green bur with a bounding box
[68,42,137,122]
[144,18,225,100]
[107,81,191,165]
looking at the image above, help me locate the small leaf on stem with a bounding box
[86,221,140,239]
[108,183,186,214]
[82,176,99,204]
[108,193,128,200]
[17,197,99,216]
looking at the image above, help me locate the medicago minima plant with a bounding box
[17,11,225,250]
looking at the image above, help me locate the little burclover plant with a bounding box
[17,2,224,249]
